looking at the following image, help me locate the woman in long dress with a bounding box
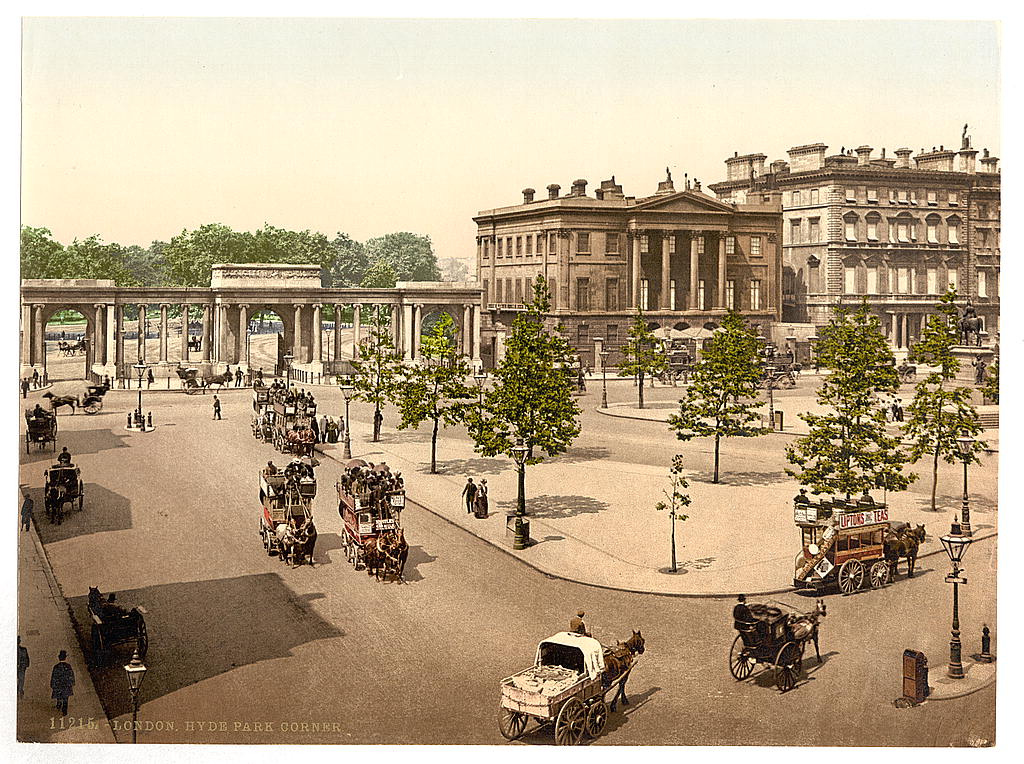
[474,478,489,517]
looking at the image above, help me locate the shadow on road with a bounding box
[426,457,507,476]
[595,684,661,739]
[493,494,610,520]
[375,430,432,445]
[691,469,789,487]
[22,427,132,461]
[67,573,344,720]
[401,545,438,583]
[918,493,998,515]
[29,483,134,543]
[548,446,612,464]
[312,532,345,565]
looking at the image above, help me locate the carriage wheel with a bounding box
[869,560,890,589]
[91,626,104,665]
[774,642,802,693]
[729,634,756,680]
[498,708,528,741]
[84,400,101,414]
[136,617,149,658]
[584,700,609,739]
[554,698,586,746]
[78,491,84,510]
[837,559,865,594]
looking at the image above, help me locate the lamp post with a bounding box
[940,518,974,679]
[599,350,610,409]
[132,362,147,429]
[511,439,529,517]
[283,352,294,388]
[340,380,354,460]
[473,370,488,414]
[956,433,976,537]
[123,649,148,743]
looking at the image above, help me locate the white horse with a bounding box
[275,522,297,564]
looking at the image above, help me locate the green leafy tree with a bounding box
[982,360,999,404]
[364,232,441,282]
[668,310,765,483]
[903,289,987,510]
[393,313,475,473]
[618,308,668,409]
[360,260,398,288]
[786,301,916,498]
[162,223,254,286]
[20,226,67,279]
[470,276,581,510]
[654,455,691,573]
[349,306,403,442]
[64,236,137,285]
[323,233,369,287]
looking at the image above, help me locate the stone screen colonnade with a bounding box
[20,264,483,380]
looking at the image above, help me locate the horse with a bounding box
[275,522,298,564]
[787,600,827,663]
[42,392,79,414]
[206,372,233,391]
[45,473,77,524]
[363,538,385,580]
[378,529,409,582]
[884,524,926,579]
[290,519,317,567]
[602,630,645,712]
[959,316,983,347]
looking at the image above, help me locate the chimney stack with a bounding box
[894,148,912,169]
[855,145,873,166]
[979,149,999,173]
[571,179,588,197]
[547,183,561,200]
[522,188,535,204]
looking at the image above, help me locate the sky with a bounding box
[21,17,1001,266]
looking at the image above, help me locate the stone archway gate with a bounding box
[20,263,483,380]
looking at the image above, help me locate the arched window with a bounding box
[926,214,941,244]
[947,215,962,245]
[843,212,859,242]
[866,212,881,241]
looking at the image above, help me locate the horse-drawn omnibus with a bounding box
[336,459,406,577]
[258,462,316,563]
[792,494,925,594]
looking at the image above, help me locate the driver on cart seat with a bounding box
[57,447,72,465]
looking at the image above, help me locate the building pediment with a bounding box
[631,191,735,215]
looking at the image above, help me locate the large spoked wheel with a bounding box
[554,697,585,746]
[83,399,102,414]
[774,641,803,693]
[498,708,528,741]
[136,617,149,658]
[837,559,865,594]
[729,634,756,680]
[869,560,890,589]
[584,700,608,739]
[184,383,199,395]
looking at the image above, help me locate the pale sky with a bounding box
[21,17,1001,266]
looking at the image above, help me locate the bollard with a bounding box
[147,412,153,429]
[127,413,133,429]
[978,624,995,663]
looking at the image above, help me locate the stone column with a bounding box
[238,304,249,366]
[412,304,423,360]
[660,234,671,310]
[201,304,212,361]
[333,304,344,364]
[689,234,700,310]
[33,304,44,368]
[181,303,190,361]
[137,303,147,362]
[463,304,472,355]
[311,304,322,363]
[631,233,642,308]
[718,236,728,309]
[21,303,32,368]
[351,303,362,359]
[115,305,126,373]
[106,305,116,366]
[93,304,106,366]
[293,304,304,362]
[403,304,414,358]
[471,304,481,362]
[390,304,400,350]
[159,304,169,362]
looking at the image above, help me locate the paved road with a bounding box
[18,386,995,745]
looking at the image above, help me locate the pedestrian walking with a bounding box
[461,477,477,514]
[320,415,328,443]
[373,408,383,437]
[235,368,243,387]
[21,378,29,398]
[21,495,33,531]
[146,368,155,388]
[17,636,29,698]
[31,368,39,388]
[474,478,489,518]
[309,416,320,443]
[49,650,75,716]
[212,395,222,420]
[896,401,905,422]
[256,368,264,385]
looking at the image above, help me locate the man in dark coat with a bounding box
[21,495,33,531]
[58,447,72,465]
[733,594,753,624]
[570,610,590,637]
[21,378,29,398]
[50,650,75,715]
[309,416,320,443]
[212,395,222,420]
[17,636,29,697]
[235,368,244,387]
[461,478,477,514]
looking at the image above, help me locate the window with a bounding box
[526,235,533,255]
[668,236,676,254]
[844,267,856,294]
[606,233,619,254]
[979,229,989,249]
[725,236,735,254]
[867,188,878,203]
[867,267,878,294]
[898,190,908,204]
[576,278,590,311]
[810,188,819,205]
[606,278,619,311]
[947,218,960,245]
[927,267,937,294]
[846,187,857,202]
[669,280,677,311]
[867,217,879,241]
[495,280,503,302]
[577,232,590,253]
[549,234,557,255]
[639,279,649,310]
[515,279,523,303]
[697,280,706,310]
[978,271,987,298]
[909,190,918,205]
[977,204,988,218]
[640,235,649,254]
[749,280,762,310]
[549,278,558,309]
[809,218,820,242]
[538,235,545,255]
[947,268,958,292]
[697,236,705,255]
[949,191,959,206]
[791,190,802,206]
[898,268,910,294]
[497,239,503,258]
[927,190,937,206]
[790,219,802,244]
[888,221,897,242]
[577,325,589,346]
[726,279,736,310]
[844,215,858,242]
[897,221,910,243]
[751,236,762,256]
[606,325,619,343]
[516,236,522,256]
[483,279,489,306]
[927,219,939,244]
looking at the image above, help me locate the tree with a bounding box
[786,301,916,498]
[20,226,67,279]
[982,360,998,403]
[363,232,441,282]
[471,276,581,508]
[64,236,137,285]
[668,310,765,483]
[654,455,691,574]
[618,308,668,409]
[393,313,475,473]
[161,223,254,286]
[903,289,987,510]
[438,257,471,282]
[360,260,398,288]
[349,306,403,442]
[323,233,368,287]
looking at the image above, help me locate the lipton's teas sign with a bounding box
[836,508,889,529]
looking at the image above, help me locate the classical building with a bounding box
[473,173,783,366]
[708,131,1000,349]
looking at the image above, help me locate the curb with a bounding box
[924,671,998,703]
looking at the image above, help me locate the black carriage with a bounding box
[88,586,148,663]
[82,383,109,414]
[175,366,206,395]
[25,409,57,453]
[44,463,84,524]
[728,599,826,692]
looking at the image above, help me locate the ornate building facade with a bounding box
[473,173,783,366]
[708,131,1000,349]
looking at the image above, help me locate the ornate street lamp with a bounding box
[956,433,976,537]
[599,350,610,409]
[283,352,294,388]
[511,439,529,517]
[940,517,974,679]
[132,362,148,430]
[340,379,354,460]
[123,649,148,743]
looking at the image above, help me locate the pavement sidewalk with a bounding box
[17,491,115,743]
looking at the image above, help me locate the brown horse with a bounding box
[290,519,317,567]
[379,529,409,582]
[885,524,926,578]
[787,600,827,662]
[602,630,645,712]
[42,392,79,414]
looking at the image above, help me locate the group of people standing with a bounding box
[461,477,489,518]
